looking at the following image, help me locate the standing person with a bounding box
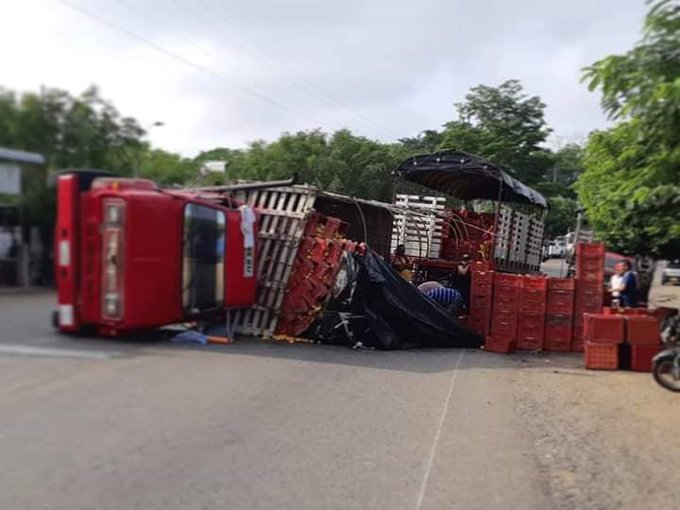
[391,244,413,282]
[455,254,472,309]
[614,260,638,307]
[610,262,624,307]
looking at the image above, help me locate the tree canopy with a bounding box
[440,80,554,185]
[1,78,585,239]
[578,0,680,258]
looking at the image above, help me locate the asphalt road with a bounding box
[1,292,679,510]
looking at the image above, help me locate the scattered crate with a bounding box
[584,314,625,344]
[625,316,661,345]
[584,342,619,370]
[630,344,662,372]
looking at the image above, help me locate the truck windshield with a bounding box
[182,203,225,315]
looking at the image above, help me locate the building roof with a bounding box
[0,147,46,165]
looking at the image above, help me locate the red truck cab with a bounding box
[55,172,257,335]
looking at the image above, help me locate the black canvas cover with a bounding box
[306,250,483,349]
[393,150,547,208]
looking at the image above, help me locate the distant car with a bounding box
[662,260,680,286]
[548,240,566,258]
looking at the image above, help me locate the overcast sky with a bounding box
[3,0,647,156]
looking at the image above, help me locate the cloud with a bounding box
[1,0,647,155]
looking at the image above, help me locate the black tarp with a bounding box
[306,250,483,349]
[393,150,547,208]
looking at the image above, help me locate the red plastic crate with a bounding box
[469,293,493,316]
[494,272,523,288]
[584,342,619,370]
[471,282,493,297]
[522,275,548,291]
[547,290,575,315]
[544,335,572,352]
[575,284,604,311]
[602,306,649,315]
[584,314,625,344]
[519,291,547,314]
[548,277,576,291]
[576,242,606,259]
[625,316,661,345]
[576,267,605,283]
[517,313,545,350]
[490,317,518,340]
[484,335,516,353]
[630,344,662,372]
[495,285,521,298]
[572,337,584,352]
[472,270,494,285]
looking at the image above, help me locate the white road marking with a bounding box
[0,344,115,360]
[416,349,465,510]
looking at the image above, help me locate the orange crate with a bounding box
[484,335,516,353]
[625,316,661,345]
[548,277,576,291]
[584,342,619,370]
[584,314,625,344]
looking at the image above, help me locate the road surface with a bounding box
[1,292,678,510]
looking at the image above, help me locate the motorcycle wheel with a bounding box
[652,359,680,392]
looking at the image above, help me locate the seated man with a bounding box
[424,286,465,317]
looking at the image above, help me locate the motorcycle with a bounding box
[652,314,680,392]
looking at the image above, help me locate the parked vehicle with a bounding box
[653,314,680,392]
[548,239,566,258]
[661,260,680,286]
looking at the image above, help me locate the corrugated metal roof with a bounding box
[0,147,46,165]
[393,150,547,208]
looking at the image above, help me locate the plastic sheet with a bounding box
[306,250,483,350]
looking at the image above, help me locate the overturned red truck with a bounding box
[53,171,274,335]
[53,150,548,343]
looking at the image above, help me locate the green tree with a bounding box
[547,143,585,185]
[543,196,578,238]
[578,0,680,258]
[440,80,553,184]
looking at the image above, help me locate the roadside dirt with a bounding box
[511,353,680,510]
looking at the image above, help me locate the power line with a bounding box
[112,0,304,109]
[193,0,401,140]
[58,0,328,128]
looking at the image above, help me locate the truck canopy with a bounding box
[393,150,547,209]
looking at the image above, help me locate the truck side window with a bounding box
[182,203,226,315]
